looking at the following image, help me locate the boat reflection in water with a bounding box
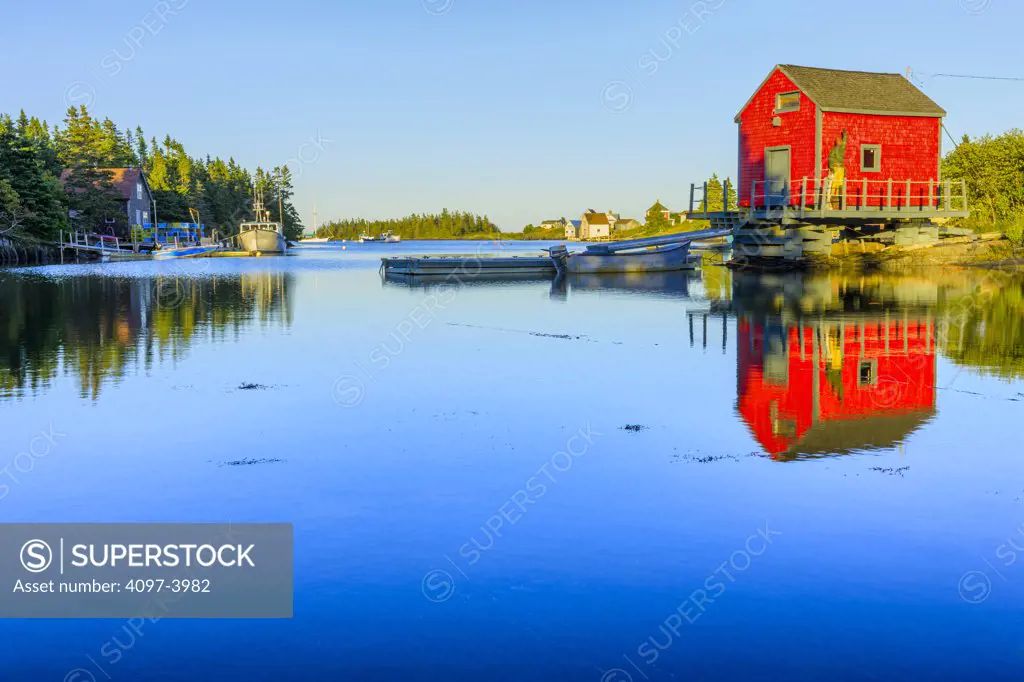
[0,272,293,400]
[382,268,698,301]
[724,273,941,460]
[554,270,695,299]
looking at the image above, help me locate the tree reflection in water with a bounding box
[0,272,292,400]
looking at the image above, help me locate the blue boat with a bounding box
[152,244,220,260]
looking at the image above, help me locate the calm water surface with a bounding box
[1,241,1022,681]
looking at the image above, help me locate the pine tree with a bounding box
[0,114,68,238]
[54,106,123,230]
[645,199,671,231]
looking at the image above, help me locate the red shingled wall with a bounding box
[821,112,941,208]
[737,68,817,207]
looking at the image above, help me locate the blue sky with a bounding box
[2,0,1020,230]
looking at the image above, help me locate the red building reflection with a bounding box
[728,275,938,459]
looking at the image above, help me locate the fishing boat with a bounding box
[237,188,287,254]
[361,231,402,243]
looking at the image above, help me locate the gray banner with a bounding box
[0,523,292,618]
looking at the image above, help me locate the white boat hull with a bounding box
[238,229,287,254]
[565,242,694,273]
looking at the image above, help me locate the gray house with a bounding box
[60,167,154,230]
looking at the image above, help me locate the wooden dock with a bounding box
[382,255,556,276]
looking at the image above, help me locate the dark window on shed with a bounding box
[858,360,878,386]
[861,144,882,173]
[775,92,800,113]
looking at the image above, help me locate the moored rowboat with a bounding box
[153,244,220,260]
[549,242,695,274]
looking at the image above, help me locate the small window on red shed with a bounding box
[861,144,882,173]
[775,92,800,113]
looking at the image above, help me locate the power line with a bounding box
[929,73,1024,82]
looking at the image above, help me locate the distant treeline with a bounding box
[0,106,302,242]
[318,210,500,240]
[943,129,1024,242]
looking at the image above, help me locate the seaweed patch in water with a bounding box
[220,457,286,467]
[870,466,910,477]
[675,452,739,464]
[238,382,270,391]
[620,424,649,432]
[529,331,585,341]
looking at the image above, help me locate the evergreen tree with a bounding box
[0,114,67,238]
[645,200,671,231]
[702,174,738,212]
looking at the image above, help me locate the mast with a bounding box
[312,193,318,236]
[277,169,284,227]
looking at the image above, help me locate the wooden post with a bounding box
[861,178,867,210]
[723,178,730,212]
[751,180,757,210]
[928,179,934,209]
[944,180,951,211]
[887,179,893,210]
[905,180,911,211]
[689,184,695,213]
[800,176,807,218]
[702,182,708,213]
[961,179,967,211]
[841,181,847,211]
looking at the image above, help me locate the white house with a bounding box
[580,212,610,240]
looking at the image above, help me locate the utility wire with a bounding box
[927,73,1024,82]
[906,68,1024,149]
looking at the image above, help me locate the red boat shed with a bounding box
[734,65,946,209]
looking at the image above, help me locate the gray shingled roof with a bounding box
[778,65,946,116]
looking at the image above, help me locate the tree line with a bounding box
[942,129,1024,243]
[319,209,500,240]
[0,106,303,242]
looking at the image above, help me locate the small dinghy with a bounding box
[153,244,220,260]
[549,242,693,274]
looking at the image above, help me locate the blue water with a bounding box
[1,242,1022,681]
